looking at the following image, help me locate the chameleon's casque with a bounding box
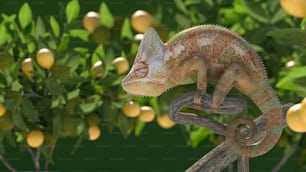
[121,25,284,157]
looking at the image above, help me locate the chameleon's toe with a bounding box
[193,91,204,108]
[211,97,224,109]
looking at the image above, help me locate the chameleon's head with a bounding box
[121,28,169,96]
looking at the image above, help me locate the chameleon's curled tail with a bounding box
[225,85,284,157]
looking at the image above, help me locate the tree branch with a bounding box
[168,91,293,171]
[45,145,56,171]
[270,143,299,172]
[28,147,41,171]
[0,154,17,172]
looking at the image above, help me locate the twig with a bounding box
[185,142,238,172]
[45,145,56,171]
[237,156,249,172]
[270,143,299,172]
[0,154,17,172]
[28,147,41,171]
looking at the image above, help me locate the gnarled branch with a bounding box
[168,91,292,172]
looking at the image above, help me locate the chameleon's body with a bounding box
[121,25,284,157]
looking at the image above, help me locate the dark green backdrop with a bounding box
[0,0,303,171]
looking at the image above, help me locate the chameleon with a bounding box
[121,25,284,157]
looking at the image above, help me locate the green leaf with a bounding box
[51,95,66,108]
[301,18,306,29]
[67,89,80,100]
[52,110,62,139]
[41,145,54,165]
[120,18,133,39]
[277,67,306,91]
[92,45,105,64]
[0,50,14,69]
[0,23,12,44]
[34,16,46,39]
[267,28,306,45]
[189,126,212,148]
[99,2,114,29]
[135,120,146,136]
[69,29,89,41]
[50,16,60,37]
[80,96,102,114]
[56,34,70,52]
[12,110,28,131]
[241,0,268,23]
[270,8,287,24]
[46,78,66,95]
[4,132,16,147]
[66,0,80,24]
[22,99,39,122]
[11,80,22,91]
[175,13,191,28]
[18,3,33,29]
[175,0,189,15]
[118,115,129,138]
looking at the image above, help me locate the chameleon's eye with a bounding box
[134,62,148,78]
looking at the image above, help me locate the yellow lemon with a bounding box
[280,0,306,18]
[83,11,100,32]
[92,60,103,77]
[0,103,7,117]
[157,114,176,129]
[88,125,101,141]
[122,101,141,117]
[138,106,155,122]
[36,48,54,69]
[131,10,154,33]
[112,57,129,74]
[27,130,44,148]
[21,58,34,78]
[91,26,111,44]
[286,103,306,132]
[0,112,15,131]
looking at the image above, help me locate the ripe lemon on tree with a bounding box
[0,103,7,117]
[112,57,129,74]
[21,58,34,78]
[83,11,100,32]
[88,125,101,141]
[157,114,176,129]
[138,106,155,122]
[286,103,306,132]
[0,112,15,131]
[36,48,54,69]
[92,60,103,77]
[91,26,111,44]
[122,101,141,117]
[131,10,154,33]
[280,0,306,18]
[27,130,44,148]
[61,116,78,138]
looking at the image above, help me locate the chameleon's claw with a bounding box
[211,97,224,109]
[193,90,204,108]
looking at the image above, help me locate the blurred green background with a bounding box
[0,0,306,171]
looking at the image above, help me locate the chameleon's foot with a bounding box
[211,97,224,109]
[193,90,205,108]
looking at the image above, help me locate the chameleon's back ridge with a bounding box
[122,25,284,157]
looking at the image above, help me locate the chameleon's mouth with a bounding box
[121,80,166,97]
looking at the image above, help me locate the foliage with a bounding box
[0,0,305,170]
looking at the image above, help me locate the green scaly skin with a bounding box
[121,25,285,157]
